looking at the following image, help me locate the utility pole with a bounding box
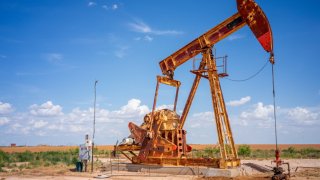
[92,80,98,173]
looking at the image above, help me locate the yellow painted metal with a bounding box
[179,61,206,129]
[157,76,181,87]
[201,48,238,165]
[180,48,238,168]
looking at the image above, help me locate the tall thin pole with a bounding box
[92,80,98,173]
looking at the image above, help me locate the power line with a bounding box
[226,59,269,82]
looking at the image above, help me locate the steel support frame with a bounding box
[179,47,239,168]
[202,47,238,168]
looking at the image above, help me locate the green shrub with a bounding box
[0,150,79,169]
[238,145,251,157]
[16,151,34,162]
[250,149,274,159]
[287,147,296,154]
[204,147,220,158]
[0,150,10,163]
[191,149,204,158]
[300,148,320,158]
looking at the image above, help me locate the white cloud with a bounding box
[23,98,149,137]
[67,108,91,122]
[102,5,108,10]
[232,103,320,129]
[134,35,154,42]
[112,4,118,10]
[190,123,201,128]
[1,98,320,145]
[144,35,153,42]
[227,34,245,41]
[153,30,183,35]
[238,119,248,126]
[227,96,251,106]
[45,53,63,64]
[88,2,96,7]
[8,123,30,135]
[185,102,276,129]
[48,124,63,131]
[240,102,273,121]
[59,98,149,133]
[69,125,85,133]
[10,123,22,130]
[129,20,183,35]
[186,111,215,129]
[35,130,46,136]
[30,120,48,128]
[66,99,149,125]
[113,99,149,117]
[114,46,129,58]
[186,102,277,129]
[156,104,174,110]
[29,101,63,116]
[236,103,319,127]
[0,102,13,114]
[20,127,31,135]
[88,2,118,11]
[103,34,129,59]
[129,20,151,33]
[287,107,319,125]
[109,129,121,136]
[238,102,274,128]
[0,117,10,125]
[102,4,119,10]
[192,111,214,122]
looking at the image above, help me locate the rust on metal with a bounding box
[116,0,273,169]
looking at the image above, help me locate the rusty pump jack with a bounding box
[116,0,273,169]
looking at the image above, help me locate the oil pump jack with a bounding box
[116,0,274,169]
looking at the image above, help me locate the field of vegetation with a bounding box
[1,144,319,172]
[0,149,77,172]
[192,145,320,159]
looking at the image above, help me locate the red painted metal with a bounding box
[237,0,273,53]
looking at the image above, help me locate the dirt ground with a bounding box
[1,159,319,180]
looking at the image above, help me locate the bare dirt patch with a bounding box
[2,159,319,180]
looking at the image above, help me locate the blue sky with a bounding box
[0,0,320,146]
